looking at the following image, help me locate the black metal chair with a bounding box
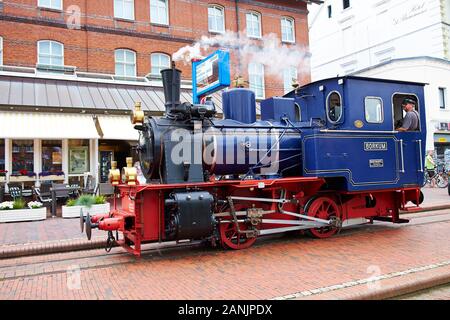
[34,187,53,207]
[8,186,22,200]
[81,176,97,195]
[98,182,114,198]
[69,184,80,198]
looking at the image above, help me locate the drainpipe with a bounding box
[235,0,242,75]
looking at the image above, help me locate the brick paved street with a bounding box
[0,209,450,300]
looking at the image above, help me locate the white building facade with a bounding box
[308,0,450,156]
[308,0,450,80]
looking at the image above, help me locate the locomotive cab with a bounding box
[286,76,427,192]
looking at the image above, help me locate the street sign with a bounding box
[192,50,230,104]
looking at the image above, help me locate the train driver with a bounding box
[396,98,419,132]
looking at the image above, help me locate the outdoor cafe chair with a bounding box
[8,186,22,200]
[34,187,53,207]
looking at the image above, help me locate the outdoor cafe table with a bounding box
[51,185,80,218]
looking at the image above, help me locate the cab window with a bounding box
[327,91,342,123]
[393,93,420,131]
[365,97,383,123]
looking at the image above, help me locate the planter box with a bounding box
[0,207,47,223]
[9,176,36,183]
[62,203,110,219]
[0,176,5,183]
[39,175,65,181]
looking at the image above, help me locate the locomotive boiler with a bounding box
[82,62,426,256]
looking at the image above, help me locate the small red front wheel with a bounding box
[219,222,257,250]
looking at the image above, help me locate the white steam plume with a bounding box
[172,31,310,81]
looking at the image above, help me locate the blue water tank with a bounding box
[222,89,256,124]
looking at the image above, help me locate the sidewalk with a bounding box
[0,187,449,259]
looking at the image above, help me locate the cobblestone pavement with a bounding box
[0,209,449,300]
[395,283,450,300]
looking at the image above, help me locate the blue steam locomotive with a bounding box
[82,59,426,256]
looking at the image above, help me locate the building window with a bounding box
[115,49,136,77]
[248,62,265,99]
[151,53,170,75]
[283,67,297,94]
[327,91,343,123]
[0,37,3,66]
[246,12,261,39]
[12,140,34,174]
[365,97,384,124]
[281,17,295,43]
[439,87,447,109]
[208,5,225,34]
[114,0,135,20]
[38,40,64,67]
[38,0,62,10]
[0,139,5,172]
[343,0,350,10]
[328,5,332,18]
[150,0,169,25]
[42,140,63,173]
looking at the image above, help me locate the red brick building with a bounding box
[0,0,313,97]
[0,0,317,201]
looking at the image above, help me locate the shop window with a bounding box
[328,5,332,18]
[68,139,90,174]
[281,17,295,43]
[327,91,343,123]
[365,97,383,124]
[150,0,169,25]
[208,5,225,34]
[246,12,262,39]
[343,0,350,10]
[114,0,135,20]
[151,53,170,75]
[248,62,265,99]
[42,140,62,173]
[0,139,5,171]
[115,49,136,77]
[12,140,34,174]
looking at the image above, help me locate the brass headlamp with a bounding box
[131,101,145,126]
[108,161,121,186]
[121,157,137,186]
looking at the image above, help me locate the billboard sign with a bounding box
[192,50,230,103]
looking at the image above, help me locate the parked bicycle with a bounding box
[423,161,449,188]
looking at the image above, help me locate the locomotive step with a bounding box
[371,217,410,224]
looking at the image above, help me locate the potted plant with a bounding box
[39,171,65,181]
[0,170,7,183]
[0,199,46,223]
[62,195,110,219]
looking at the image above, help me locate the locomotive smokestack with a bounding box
[161,61,182,114]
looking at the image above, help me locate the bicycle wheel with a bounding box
[436,174,449,188]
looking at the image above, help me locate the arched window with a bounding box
[38,40,64,67]
[283,67,297,94]
[115,49,136,77]
[327,91,343,123]
[150,0,169,25]
[246,12,261,39]
[114,0,135,20]
[281,17,295,43]
[208,5,225,33]
[0,37,3,66]
[248,62,265,99]
[151,53,170,75]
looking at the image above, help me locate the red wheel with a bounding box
[306,197,341,239]
[219,222,257,250]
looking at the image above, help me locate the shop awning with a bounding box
[0,111,99,139]
[96,115,139,141]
